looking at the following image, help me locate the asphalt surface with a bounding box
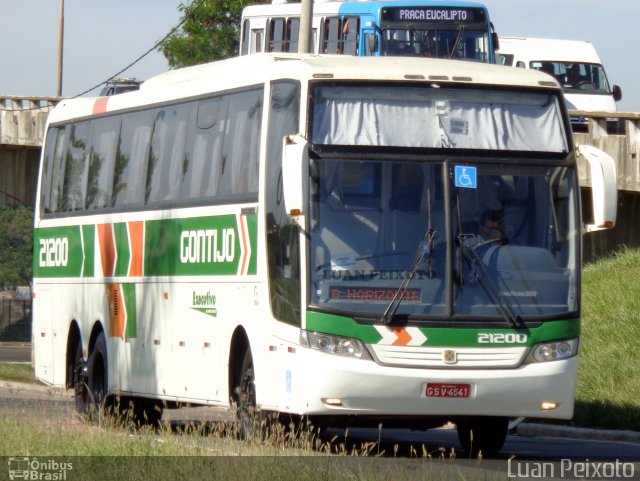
[0,342,31,363]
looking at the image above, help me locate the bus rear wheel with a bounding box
[73,341,89,414]
[87,332,109,418]
[456,417,508,457]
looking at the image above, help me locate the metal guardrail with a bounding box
[0,297,31,340]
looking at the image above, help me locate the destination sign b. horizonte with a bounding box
[381,7,486,24]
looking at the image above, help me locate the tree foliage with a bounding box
[0,205,34,289]
[161,0,270,68]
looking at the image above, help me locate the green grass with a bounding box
[0,362,35,383]
[575,247,640,430]
[0,411,493,481]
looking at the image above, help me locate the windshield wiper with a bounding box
[457,236,523,328]
[380,229,437,325]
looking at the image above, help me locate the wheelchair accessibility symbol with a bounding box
[454,165,477,189]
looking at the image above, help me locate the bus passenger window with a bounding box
[322,17,341,53]
[63,122,90,212]
[241,20,250,55]
[251,29,264,53]
[286,18,300,52]
[86,117,120,210]
[342,17,359,55]
[112,111,153,208]
[268,18,286,52]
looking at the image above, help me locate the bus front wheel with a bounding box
[456,417,508,457]
[236,348,265,439]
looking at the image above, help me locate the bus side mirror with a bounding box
[612,85,622,102]
[282,134,309,226]
[577,144,617,232]
[492,32,500,52]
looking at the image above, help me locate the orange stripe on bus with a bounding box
[128,221,144,277]
[92,97,109,114]
[391,328,412,346]
[97,223,116,277]
[106,283,126,338]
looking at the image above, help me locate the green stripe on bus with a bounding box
[113,223,130,277]
[144,215,244,276]
[82,224,95,277]
[33,225,84,278]
[35,213,259,279]
[305,311,580,347]
[245,212,258,275]
[123,283,137,339]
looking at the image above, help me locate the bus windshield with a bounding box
[309,159,579,322]
[381,28,490,61]
[379,6,492,60]
[311,84,568,152]
[309,82,577,323]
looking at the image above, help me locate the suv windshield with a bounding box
[530,61,611,95]
[309,159,579,322]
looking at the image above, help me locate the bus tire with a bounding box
[236,348,259,439]
[456,417,508,457]
[73,341,90,414]
[87,332,109,418]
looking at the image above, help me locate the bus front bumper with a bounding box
[277,349,578,421]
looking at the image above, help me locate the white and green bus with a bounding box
[32,53,617,454]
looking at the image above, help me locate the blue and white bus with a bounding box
[240,0,498,62]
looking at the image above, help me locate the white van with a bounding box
[497,37,622,113]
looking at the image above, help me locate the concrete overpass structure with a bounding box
[0,96,639,260]
[0,96,60,206]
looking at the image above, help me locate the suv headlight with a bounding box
[300,330,372,360]
[525,338,579,363]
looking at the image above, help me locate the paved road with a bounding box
[0,343,31,363]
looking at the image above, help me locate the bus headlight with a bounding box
[525,339,579,363]
[300,330,371,360]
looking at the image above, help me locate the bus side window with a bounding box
[252,29,264,53]
[322,17,358,54]
[85,117,120,210]
[342,17,359,55]
[146,104,192,204]
[62,122,90,212]
[112,111,153,208]
[241,20,250,55]
[286,18,300,52]
[322,17,341,53]
[40,127,59,214]
[218,90,263,198]
[515,61,526,68]
[268,18,286,52]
